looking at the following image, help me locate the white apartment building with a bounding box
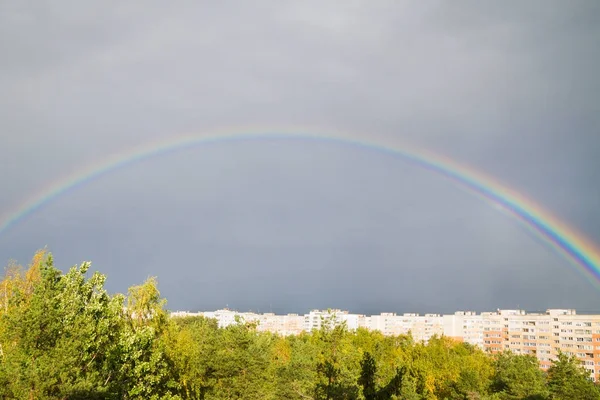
[443,311,484,348]
[170,311,202,318]
[303,309,367,332]
[255,313,304,336]
[170,309,260,328]
[202,309,256,328]
[366,312,445,342]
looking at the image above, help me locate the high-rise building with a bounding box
[482,309,600,381]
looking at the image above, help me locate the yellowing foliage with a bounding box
[272,337,291,365]
[0,249,46,315]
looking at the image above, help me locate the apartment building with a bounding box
[303,309,367,332]
[482,309,600,381]
[255,313,304,336]
[443,311,484,348]
[170,309,259,328]
[367,312,401,336]
[365,312,445,341]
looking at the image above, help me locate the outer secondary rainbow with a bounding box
[1,129,599,286]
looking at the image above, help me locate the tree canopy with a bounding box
[1,251,598,399]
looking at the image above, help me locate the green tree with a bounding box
[0,255,124,398]
[118,277,181,399]
[167,316,220,399]
[0,252,181,399]
[197,320,276,399]
[359,352,377,400]
[547,352,600,400]
[313,321,360,399]
[398,374,421,400]
[358,351,405,400]
[9,251,600,400]
[490,352,548,400]
[274,332,320,400]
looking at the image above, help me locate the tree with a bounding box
[117,277,181,399]
[358,351,405,400]
[547,352,600,400]
[397,374,421,400]
[0,252,181,399]
[313,322,360,400]
[166,316,220,399]
[9,250,600,400]
[359,352,377,400]
[273,332,320,400]
[490,352,548,400]
[0,253,126,398]
[0,250,44,315]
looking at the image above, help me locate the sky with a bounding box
[1,1,599,315]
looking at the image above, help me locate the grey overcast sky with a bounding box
[1,1,599,314]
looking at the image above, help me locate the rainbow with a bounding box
[1,129,599,286]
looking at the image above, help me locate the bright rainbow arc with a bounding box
[1,129,599,287]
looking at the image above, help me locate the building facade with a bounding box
[481,309,600,381]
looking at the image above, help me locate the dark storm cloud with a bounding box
[1,1,599,313]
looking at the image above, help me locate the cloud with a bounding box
[1,1,599,313]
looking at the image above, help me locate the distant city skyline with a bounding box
[170,306,600,315]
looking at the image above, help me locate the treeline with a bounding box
[0,252,599,399]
